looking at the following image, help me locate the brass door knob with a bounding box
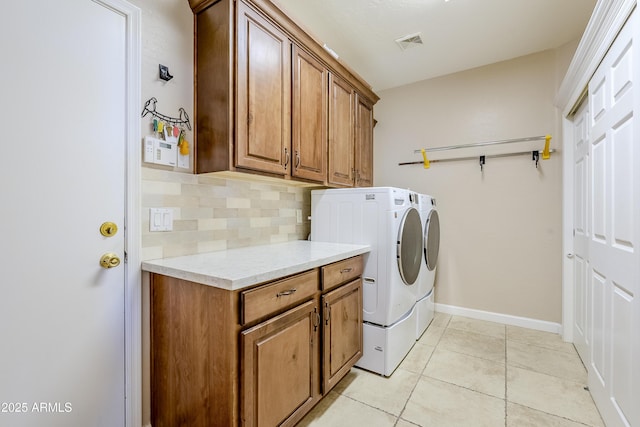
[100,253,121,269]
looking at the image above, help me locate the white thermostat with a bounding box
[144,135,176,166]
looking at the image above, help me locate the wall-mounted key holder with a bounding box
[141,97,191,130]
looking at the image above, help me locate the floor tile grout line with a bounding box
[420,373,506,401]
[504,324,508,427]
[433,345,506,365]
[337,393,403,422]
[392,314,451,427]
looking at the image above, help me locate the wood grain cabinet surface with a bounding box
[355,94,374,187]
[150,255,364,427]
[191,0,377,186]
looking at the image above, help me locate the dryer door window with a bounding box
[397,207,423,285]
[425,209,440,271]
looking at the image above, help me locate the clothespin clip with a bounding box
[421,149,430,169]
[479,155,485,171]
[542,135,552,160]
[532,151,540,168]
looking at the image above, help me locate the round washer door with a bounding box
[424,209,440,271]
[397,207,423,285]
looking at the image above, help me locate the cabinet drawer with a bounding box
[241,269,319,325]
[321,255,363,291]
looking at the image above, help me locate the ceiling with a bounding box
[272,0,597,92]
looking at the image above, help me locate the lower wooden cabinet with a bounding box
[241,300,321,427]
[322,279,363,392]
[150,255,364,427]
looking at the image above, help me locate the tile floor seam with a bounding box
[508,363,591,387]
[420,374,507,402]
[506,361,587,384]
[435,345,507,365]
[394,319,446,427]
[511,403,598,427]
[504,324,508,427]
[337,392,402,421]
[447,326,507,340]
[510,339,582,356]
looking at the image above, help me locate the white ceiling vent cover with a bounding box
[395,32,424,51]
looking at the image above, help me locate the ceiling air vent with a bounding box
[395,32,424,51]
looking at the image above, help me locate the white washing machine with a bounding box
[416,194,440,339]
[311,187,423,376]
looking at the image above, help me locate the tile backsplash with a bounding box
[141,168,315,260]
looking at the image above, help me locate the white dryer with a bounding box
[311,187,423,376]
[416,194,440,339]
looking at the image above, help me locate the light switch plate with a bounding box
[150,208,173,232]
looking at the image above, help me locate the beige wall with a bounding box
[373,47,576,323]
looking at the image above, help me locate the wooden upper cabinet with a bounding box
[328,73,355,187]
[236,1,291,175]
[192,0,378,184]
[292,46,328,182]
[355,94,374,187]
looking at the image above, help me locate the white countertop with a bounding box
[141,240,370,291]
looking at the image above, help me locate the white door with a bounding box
[587,8,639,427]
[572,100,590,364]
[0,1,129,426]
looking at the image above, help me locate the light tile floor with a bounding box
[298,313,604,427]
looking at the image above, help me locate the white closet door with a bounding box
[572,100,590,364]
[587,8,639,427]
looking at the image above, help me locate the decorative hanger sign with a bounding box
[141,97,192,167]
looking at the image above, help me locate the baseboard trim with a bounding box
[435,303,562,335]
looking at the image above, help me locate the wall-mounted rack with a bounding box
[398,135,553,170]
[141,97,192,131]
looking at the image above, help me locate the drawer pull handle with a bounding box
[276,289,297,297]
[340,267,353,273]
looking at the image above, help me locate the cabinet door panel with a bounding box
[236,1,291,174]
[322,279,363,392]
[355,94,374,187]
[241,300,320,427]
[292,46,327,182]
[328,73,355,187]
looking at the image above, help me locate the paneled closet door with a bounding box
[587,8,639,427]
[572,100,590,365]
